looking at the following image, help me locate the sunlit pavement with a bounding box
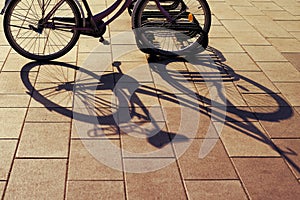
[0,0,300,199]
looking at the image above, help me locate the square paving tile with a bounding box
[218,52,261,71]
[0,108,27,138]
[268,38,300,53]
[77,53,113,72]
[124,159,186,199]
[257,62,300,82]
[282,53,300,72]
[26,107,71,122]
[234,71,279,94]
[0,72,36,94]
[0,140,17,180]
[233,158,300,200]
[0,181,5,197]
[242,93,289,107]
[219,121,280,157]
[231,31,269,45]
[208,106,257,122]
[0,95,30,108]
[243,46,287,62]
[66,180,125,200]
[173,139,238,179]
[253,107,300,139]
[209,38,244,53]
[273,139,300,179]
[185,180,247,200]
[0,46,10,61]
[209,2,243,19]
[275,83,300,106]
[68,139,123,180]
[276,21,300,32]
[17,123,70,158]
[4,159,66,200]
[1,53,31,71]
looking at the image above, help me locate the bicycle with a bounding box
[1,0,211,61]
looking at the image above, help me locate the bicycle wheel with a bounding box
[132,0,211,56]
[4,0,81,61]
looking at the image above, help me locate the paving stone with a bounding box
[242,93,289,107]
[0,95,30,107]
[217,52,261,71]
[244,16,292,38]
[0,108,27,138]
[221,20,256,32]
[263,10,300,20]
[290,32,300,40]
[257,62,300,82]
[125,159,187,199]
[268,38,300,53]
[252,2,283,10]
[26,107,71,122]
[210,25,233,38]
[0,181,5,197]
[1,53,32,71]
[77,52,113,72]
[4,159,66,200]
[225,0,252,6]
[233,5,264,16]
[275,83,300,106]
[163,107,219,139]
[111,45,147,62]
[210,2,243,19]
[253,107,300,139]
[0,140,17,180]
[282,53,300,72]
[243,46,287,62]
[173,139,238,179]
[273,139,300,179]
[68,140,123,180]
[36,63,76,83]
[0,46,10,61]
[233,158,300,200]
[276,21,300,32]
[208,106,257,122]
[231,31,269,45]
[17,123,70,158]
[209,38,244,53]
[121,123,175,158]
[219,121,280,157]
[185,180,248,200]
[234,71,279,93]
[78,38,111,53]
[66,181,125,200]
[281,6,300,15]
[0,72,36,94]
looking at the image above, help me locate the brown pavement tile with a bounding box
[233,5,264,16]
[225,0,252,6]
[124,159,187,199]
[209,2,243,20]
[233,158,300,200]
[209,26,233,38]
[1,53,31,72]
[282,53,300,72]
[159,93,200,108]
[0,140,17,180]
[273,139,300,179]
[0,72,37,94]
[77,52,113,72]
[0,181,5,197]
[209,38,244,53]
[211,15,222,26]
[0,94,30,107]
[244,16,292,38]
[66,180,125,200]
[221,20,256,32]
[217,52,261,71]
[257,62,300,82]
[253,107,300,139]
[35,63,76,83]
[0,46,10,61]
[234,71,279,93]
[4,159,66,200]
[252,2,283,11]
[17,123,70,158]
[275,83,300,106]
[219,121,280,157]
[121,125,175,158]
[111,45,147,62]
[173,139,238,179]
[0,108,27,138]
[26,107,71,122]
[281,6,300,16]
[208,106,257,122]
[163,107,219,139]
[185,180,248,200]
[276,21,300,32]
[268,38,300,53]
[290,32,300,40]
[231,31,270,45]
[295,106,300,115]
[242,93,289,107]
[263,10,300,20]
[243,46,287,62]
[68,139,123,180]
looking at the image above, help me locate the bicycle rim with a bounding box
[132,0,211,56]
[4,0,80,61]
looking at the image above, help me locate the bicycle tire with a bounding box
[4,0,81,61]
[132,0,211,56]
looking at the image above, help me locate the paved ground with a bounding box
[0,0,300,199]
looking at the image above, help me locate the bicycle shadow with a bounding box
[20,47,299,175]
